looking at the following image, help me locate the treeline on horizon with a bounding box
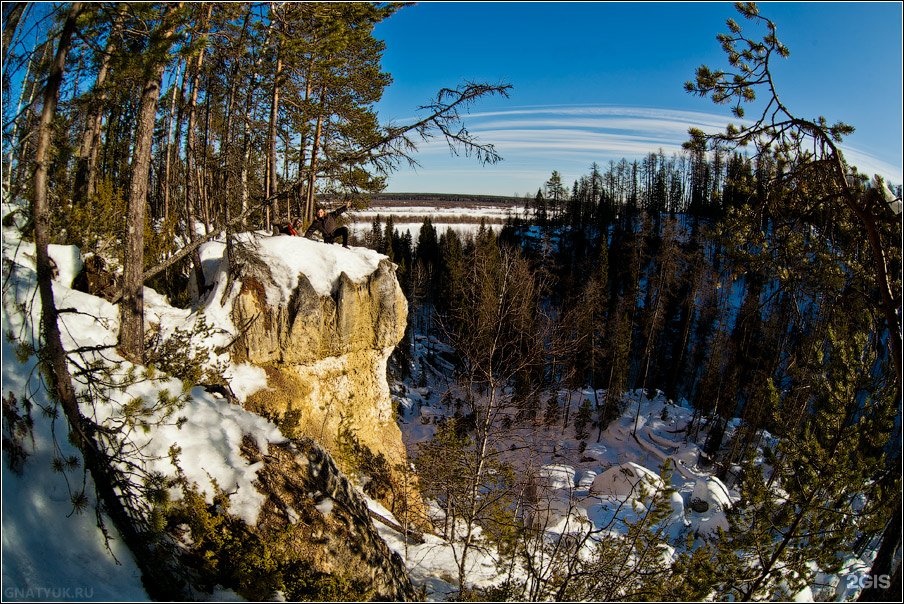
[349,192,523,206]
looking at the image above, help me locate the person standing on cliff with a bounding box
[304,204,349,248]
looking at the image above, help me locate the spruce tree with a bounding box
[573,399,591,442]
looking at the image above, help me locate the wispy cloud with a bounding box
[384,104,902,194]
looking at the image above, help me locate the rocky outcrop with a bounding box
[150,236,428,599]
[161,435,417,601]
[232,258,406,366]
[242,436,418,601]
[226,238,424,526]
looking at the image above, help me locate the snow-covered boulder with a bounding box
[589,462,664,502]
[688,476,732,539]
[576,469,598,490]
[689,476,732,513]
[581,442,608,463]
[541,464,577,490]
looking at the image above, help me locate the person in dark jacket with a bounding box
[304,204,349,247]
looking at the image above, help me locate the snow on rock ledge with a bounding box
[200,233,415,519]
[199,233,406,365]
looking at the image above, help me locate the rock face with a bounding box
[233,258,406,366]
[163,435,417,601]
[242,436,418,601]
[228,242,422,524]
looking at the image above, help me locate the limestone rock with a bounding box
[227,241,424,526]
[232,257,406,366]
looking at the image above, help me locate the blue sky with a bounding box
[373,2,904,196]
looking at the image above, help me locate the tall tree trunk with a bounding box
[1,2,26,64]
[296,67,313,221]
[239,54,260,227]
[220,10,251,229]
[33,2,84,441]
[184,4,212,296]
[161,71,182,221]
[168,61,190,220]
[266,43,282,223]
[305,88,325,223]
[73,7,123,202]
[859,498,903,602]
[8,40,49,193]
[119,6,180,363]
[201,82,212,230]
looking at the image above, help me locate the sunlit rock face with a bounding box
[229,245,422,525]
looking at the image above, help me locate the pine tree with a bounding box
[367,215,383,251]
[545,170,566,224]
[119,4,184,363]
[685,1,901,385]
[573,399,591,442]
[382,215,395,260]
[700,190,900,601]
[636,216,682,402]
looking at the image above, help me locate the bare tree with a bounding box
[426,242,552,594]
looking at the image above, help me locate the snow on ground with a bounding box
[2,203,149,601]
[351,221,486,240]
[352,203,520,224]
[365,497,502,601]
[2,200,305,600]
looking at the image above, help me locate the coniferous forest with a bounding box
[2,2,902,601]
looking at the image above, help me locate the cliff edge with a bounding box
[202,232,423,526]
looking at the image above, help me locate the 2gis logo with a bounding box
[846,573,892,591]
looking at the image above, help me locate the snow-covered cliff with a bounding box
[1,201,418,600]
[199,233,419,522]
